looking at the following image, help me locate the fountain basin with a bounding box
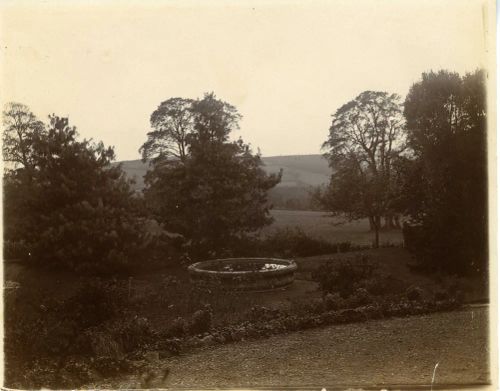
[188,258,297,291]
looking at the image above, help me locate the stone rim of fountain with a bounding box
[188,257,297,291]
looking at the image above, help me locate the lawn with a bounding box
[265,209,403,246]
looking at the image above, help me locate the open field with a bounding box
[265,209,403,246]
[106,306,490,389]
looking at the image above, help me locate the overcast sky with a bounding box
[1,0,490,161]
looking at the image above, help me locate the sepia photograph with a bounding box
[0,0,496,389]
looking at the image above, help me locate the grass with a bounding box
[264,209,403,246]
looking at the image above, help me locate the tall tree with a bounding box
[320,91,406,247]
[3,107,162,273]
[2,102,45,171]
[143,93,281,256]
[140,98,194,164]
[402,69,487,275]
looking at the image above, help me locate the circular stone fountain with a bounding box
[188,258,297,291]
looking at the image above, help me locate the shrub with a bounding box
[62,279,126,328]
[86,330,124,358]
[434,289,450,301]
[3,115,178,275]
[403,220,487,277]
[4,277,134,389]
[338,241,352,252]
[352,287,372,305]
[323,293,343,310]
[248,306,280,322]
[156,338,182,356]
[108,316,154,353]
[312,256,375,298]
[261,228,340,257]
[216,228,368,259]
[166,317,188,337]
[362,274,405,296]
[5,278,126,364]
[189,305,213,334]
[92,356,131,378]
[406,286,424,301]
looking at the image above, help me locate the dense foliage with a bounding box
[141,93,281,256]
[401,70,488,276]
[3,109,169,273]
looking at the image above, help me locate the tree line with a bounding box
[318,69,487,275]
[3,69,487,276]
[3,94,280,272]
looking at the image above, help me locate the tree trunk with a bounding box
[383,214,399,230]
[368,216,376,231]
[373,215,381,248]
[394,214,401,229]
[382,214,403,230]
[383,215,391,230]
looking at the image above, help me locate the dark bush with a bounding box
[260,228,340,257]
[2,115,181,275]
[406,286,424,301]
[352,287,372,305]
[4,277,134,389]
[205,228,371,259]
[434,289,450,301]
[338,241,352,252]
[166,317,188,337]
[248,306,280,322]
[323,293,343,310]
[92,356,132,378]
[62,279,126,328]
[362,274,405,296]
[189,305,213,334]
[402,223,425,254]
[312,256,375,298]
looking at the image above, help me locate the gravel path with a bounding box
[113,307,490,389]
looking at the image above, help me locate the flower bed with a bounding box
[147,296,463,358]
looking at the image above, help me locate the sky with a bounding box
[0,0,491,161]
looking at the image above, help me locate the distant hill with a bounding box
[262,155,331,187]
[117,154,330,191]
[117,154,331,209]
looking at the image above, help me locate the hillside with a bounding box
[117,154,330,192]
[262,155,331,187]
